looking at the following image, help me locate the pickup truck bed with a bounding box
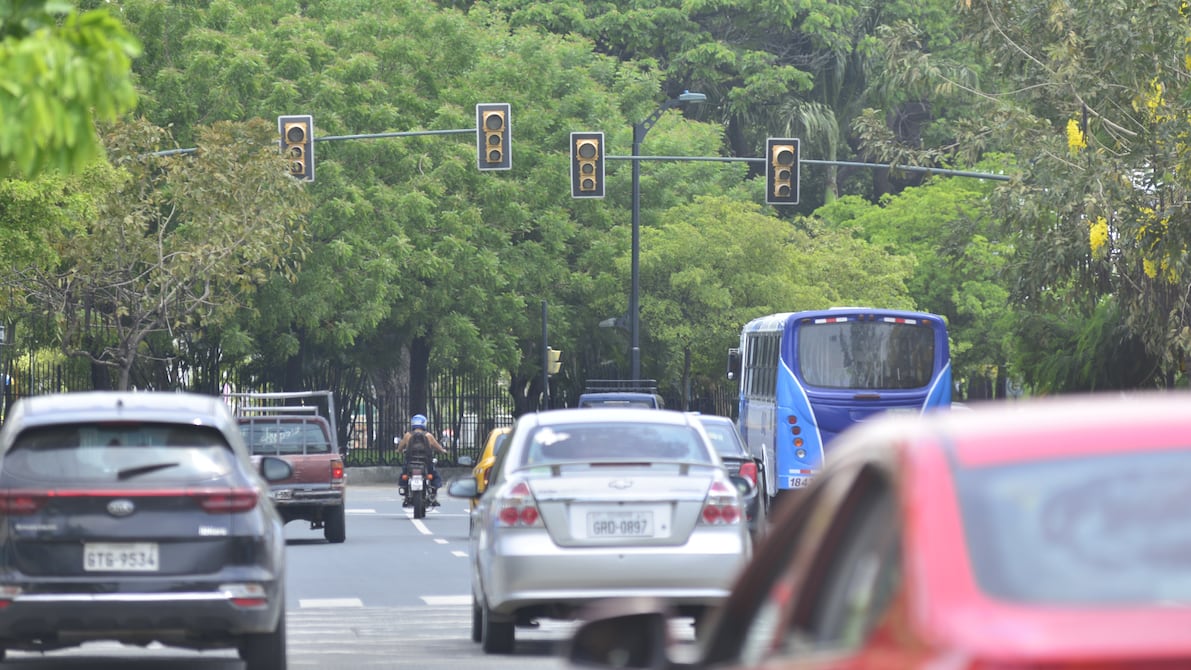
[229,392,347,544]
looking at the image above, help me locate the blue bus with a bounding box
[727,308,951,504]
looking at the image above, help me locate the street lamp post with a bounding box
[630,90,706,381]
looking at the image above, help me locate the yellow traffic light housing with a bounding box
[766,137,799,205]
[546,347,562,376]
[278,115,314,182]
[570,132,605,199]
[476,103,512,170]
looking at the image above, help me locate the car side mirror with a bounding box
[259,456,293,482]
[447,477,479,499]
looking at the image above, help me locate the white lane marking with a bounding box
[299,598,364,608]
[434,538,448,545]
[410,518,432,535]
[421,595,471,606]
[451,550,467,558]
[346,508,376,514]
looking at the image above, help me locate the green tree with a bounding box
[815,161,1016,398]
[861,0,1191,389]
[3,118,310,389]
[0,0,140,179]
[641,195,914,408]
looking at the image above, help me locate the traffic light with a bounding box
[476,103,511,170]
[570,132,604,199]
[766,138,799,205]
[278,115,314,182]
[546,347,562,376]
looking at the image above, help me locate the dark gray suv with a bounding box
[0,391,292,669]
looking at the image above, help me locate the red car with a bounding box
[567,392,1191,669]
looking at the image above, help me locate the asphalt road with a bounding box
[1,482,588,669]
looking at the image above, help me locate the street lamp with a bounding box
[630,90,706,380]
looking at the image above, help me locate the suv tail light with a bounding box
[700,480,742,525]
[0,489,259,515]
[0,491,45,515]
[737,461,758,485]
[330,459,344,481]
[496,480,541,528]
[196,488,260,513]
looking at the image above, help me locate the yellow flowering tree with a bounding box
[864,0,1191,389]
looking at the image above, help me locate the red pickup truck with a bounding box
[229,391,347,543]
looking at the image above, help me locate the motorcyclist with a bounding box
[396,414,448,507]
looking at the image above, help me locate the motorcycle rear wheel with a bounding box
[412,488,426,519]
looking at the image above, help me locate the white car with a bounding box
[448,407,752,653]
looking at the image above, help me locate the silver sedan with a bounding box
[448,407,752,654]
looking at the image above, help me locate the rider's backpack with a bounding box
[407,429,430,459]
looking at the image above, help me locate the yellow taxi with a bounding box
[471,426,512,509]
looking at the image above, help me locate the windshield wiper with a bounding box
[116,462,181,480]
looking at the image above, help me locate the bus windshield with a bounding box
[796,320,936,390]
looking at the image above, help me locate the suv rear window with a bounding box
[239,420,332,455]
[6,423,235,482]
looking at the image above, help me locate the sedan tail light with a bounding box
[700,480,743,525]
[737,461,758,485]
[495,480,542,528]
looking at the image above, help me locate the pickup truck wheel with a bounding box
[239,605,287,670]
[323,503,346,543]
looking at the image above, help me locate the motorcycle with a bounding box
[399,445,438,519]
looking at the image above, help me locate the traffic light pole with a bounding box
[629,92,705,381]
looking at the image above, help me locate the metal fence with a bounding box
[0,353,517,469]
[0,352,734,467]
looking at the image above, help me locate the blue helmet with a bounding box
[411,414,427,429]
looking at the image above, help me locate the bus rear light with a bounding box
[794,437,804,447]
[791,425,801,435]
[796,448,807,459]
[786,415,798,424]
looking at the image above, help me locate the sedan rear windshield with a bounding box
[6,423,236,483]
[700,421,748,459]
[521,422,714,465]
[956,448,1191,605]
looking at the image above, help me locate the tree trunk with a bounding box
[409,335,430,415]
